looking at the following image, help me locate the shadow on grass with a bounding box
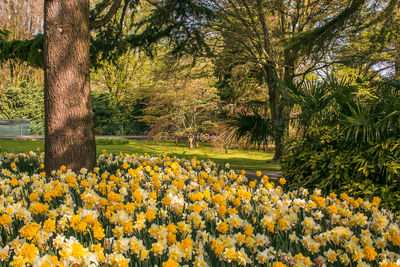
[0,139,280,171]
[99,140,280,171]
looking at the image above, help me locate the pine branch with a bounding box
[90,0,123,29]
[286,0,366,53]
[0,34,43,68]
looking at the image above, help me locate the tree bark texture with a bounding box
[44,0,96,173]
[263,48,295,161]
[268,83,285,161]
[263,64,286,161]
[395,42,400,79]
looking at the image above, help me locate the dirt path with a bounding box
[236,170,282,179]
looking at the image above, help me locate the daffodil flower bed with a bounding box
[0,151,400,267]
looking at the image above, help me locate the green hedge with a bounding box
[282,126,400,211]
[0,83,44,121]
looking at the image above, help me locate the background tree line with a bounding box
[0,0,399,170]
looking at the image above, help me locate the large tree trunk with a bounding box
[44,0,96,173]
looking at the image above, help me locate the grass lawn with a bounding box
[0,138,280,171]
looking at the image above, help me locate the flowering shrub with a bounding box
[0,150,400,266]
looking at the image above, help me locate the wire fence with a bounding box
[0,120,147,136]
[0,119,30,135]
[0,120,217,142]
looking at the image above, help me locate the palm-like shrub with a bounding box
[282,77,400,211]
[341,79,400,144]
[227,101,274,150]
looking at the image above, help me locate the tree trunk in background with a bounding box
[9,61,14,85]
[269,84,285,161]
[195,136,199,148]
[395,42,400,79]
[188,135,194,149]
[264,49,295,161]
[44,0,96,173]
[264,65,286,161]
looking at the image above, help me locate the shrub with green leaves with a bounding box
[91,92,148,135]
[282,78,400,211]
[0,83,44,121]
[282,126,400,211]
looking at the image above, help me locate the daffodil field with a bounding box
[0,150,400,267]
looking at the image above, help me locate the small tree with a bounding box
[144,56,220,148]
